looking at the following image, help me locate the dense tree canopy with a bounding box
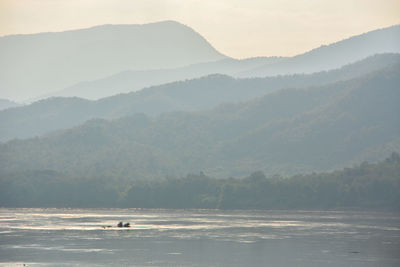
[1,64,399,180]
[1,153,399,210]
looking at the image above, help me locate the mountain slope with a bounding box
[47,24,400,100]
[0,21,227,101]
[239,24,400,77]
[0,64,398,179]
[50,57,284,100]
[0,53,399,142]
[219,66,400,174]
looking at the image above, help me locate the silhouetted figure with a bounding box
[117,221,130,228]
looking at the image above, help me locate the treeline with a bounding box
[0,153,399,210]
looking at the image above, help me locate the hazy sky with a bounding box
[1,0,399,58]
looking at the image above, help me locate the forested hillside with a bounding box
[1,53,398,142]
[1,153,399,210]
[1,64,398,179]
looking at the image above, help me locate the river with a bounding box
[0,208,399,266]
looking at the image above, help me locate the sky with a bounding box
[0,0,399,58]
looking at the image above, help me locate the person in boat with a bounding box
[117,221,130,227]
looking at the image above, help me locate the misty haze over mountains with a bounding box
[0,21,399,184]
[1,22,399,102]
[50,57,284,100]
[0,21,226,101]
[238,24,400,77]
[2,2,400,264]
[1,62,399,179]
[1,53,399,142]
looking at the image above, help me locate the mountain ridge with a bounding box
[238,24,400,77]
[0,63,398,179]
[2,23,399,101]
[0,53,399,142]
[44,57,284,100]
[43,25,400,100]
[0,20,227,101]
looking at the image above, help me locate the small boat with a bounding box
[102,221,131,229]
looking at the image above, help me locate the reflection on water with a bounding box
[0,209,399,266]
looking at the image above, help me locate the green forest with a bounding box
[1,152,399,210]
[1,48,399,212]
[1,64,399,181]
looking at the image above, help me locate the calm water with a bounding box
[0,209,399,266]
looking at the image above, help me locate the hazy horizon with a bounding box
[1,0,399,58]
[1,20,399,60]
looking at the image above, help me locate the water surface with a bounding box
[0,209,399,266]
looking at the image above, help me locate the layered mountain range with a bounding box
[0,21,399,181]
[1,22,399,101]
[0,21,226,101]
[1,53,399,142]
[1,63,399,179]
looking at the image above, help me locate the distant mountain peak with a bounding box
[0,21,227,101]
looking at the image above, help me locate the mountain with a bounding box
[0,63,398,179]
[46,25,400,100]
[49,57,284,100]
[0,99,20,111]
[4,24,399,102]
[0,53,399,142]
[0,21,227,101]
[239,24,400,77]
